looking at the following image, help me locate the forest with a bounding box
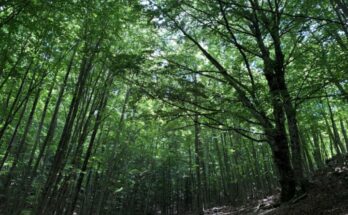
[0,0,347,214]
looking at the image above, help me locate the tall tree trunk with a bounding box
[282,90,305,189]
[27,78,56,168]
[214,135,229,202]
[327,100,345,153]
[67,92,108,215]
[194,114,203,214]
[0,61,32,142]
[37,41,97,214]
[4,88,41,188]
[310,128,324,168]
[267,131,296,202]
[251,0,304,193]
[264,73,296,201]
[0,91,30,171]
[323,106,341,155]
[340,118,348,151]
[32,47,77,177]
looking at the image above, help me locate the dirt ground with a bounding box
[203,154,348,215]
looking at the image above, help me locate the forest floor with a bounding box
[203,154,348,215]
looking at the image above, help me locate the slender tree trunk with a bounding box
[0,93,30,171]
[214,135,229,201]
[327,100,345,153]
[37,41,97,214]
[32,48,76,176]
[194,114,203,214]
[3,88,40,188]
[27,79,55,168]
[300,132,315,172]
[311,128,324,168]
[323,109,341,155]
[67,91,108,215]
[340,118,348,151]
[0,61,32,143]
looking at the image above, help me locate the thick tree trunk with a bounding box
[282,90,305,188]
[265,71,296,202]
[267,131,296,202]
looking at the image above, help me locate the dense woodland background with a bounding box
[0,0,347,214]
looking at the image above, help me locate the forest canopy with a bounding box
[0,0,347,214]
